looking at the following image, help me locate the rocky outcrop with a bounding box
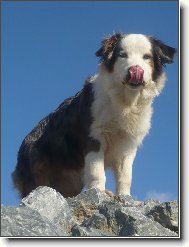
[1,187,179,237]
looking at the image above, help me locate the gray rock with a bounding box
[1,187,179,237]
[98,201,177,237]
[99,201,121,234]
[72,225,94,237]
[117,207,177,237]
[67,188,111,207]
[21,186,75,234]
[67,200,99,225]
[114,195,137,206]
[146,200,178,233]
[82,212,108,230]
[114,196,160,213]
[139,199,160,214]
[80,212,114,236]
[71,224,113,237]
[67,188,111,226]
[1,206,65,236]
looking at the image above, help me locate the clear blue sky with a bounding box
[2,1,178,206]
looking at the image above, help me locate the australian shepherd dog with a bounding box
[12,33,176,198]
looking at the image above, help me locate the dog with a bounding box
[12,33,176,198]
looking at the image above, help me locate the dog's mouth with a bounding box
[123,66,145,88]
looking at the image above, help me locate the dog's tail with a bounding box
[12,165,26,198]
[12,161,34,198]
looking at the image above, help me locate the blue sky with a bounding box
[1,1,178,206]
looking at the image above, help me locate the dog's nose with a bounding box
[128,65,144,84]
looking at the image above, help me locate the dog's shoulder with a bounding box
[19,78,95,152]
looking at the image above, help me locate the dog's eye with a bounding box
[119,52,128,58]
[143,54,152,60]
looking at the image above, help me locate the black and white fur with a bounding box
[12,33,176,198]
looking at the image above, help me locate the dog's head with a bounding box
[96,33,176,91]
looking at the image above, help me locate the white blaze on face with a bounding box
[113,34,154,85]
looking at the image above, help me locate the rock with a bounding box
[1,206,65,236]
[98,201,177,237]
[1,186,179,237]
[146,200,178,233]
[113,195,160,213]
[66,188,111,225]
[117,207,177,237]
[99,201,120,234]
[67,188,111,207]
[114,195,136,206]
[71,224,113,237]
[82,212,108,230]
[139,199,160,214]
[21,186,74,234]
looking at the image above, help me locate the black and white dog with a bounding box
[12,33,176,198]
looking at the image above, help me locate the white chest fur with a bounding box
[90,77,153,150]
[85,77,154,195]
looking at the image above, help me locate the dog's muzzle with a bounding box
[123,65,144,86]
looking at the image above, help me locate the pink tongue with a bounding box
[128,66,144,84]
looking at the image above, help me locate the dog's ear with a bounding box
[96,33,123,62]
[150,37,176,65]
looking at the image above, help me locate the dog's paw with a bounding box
[103,190,114,197]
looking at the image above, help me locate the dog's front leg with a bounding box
[114,148,137,196]
[84,149,106,191]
